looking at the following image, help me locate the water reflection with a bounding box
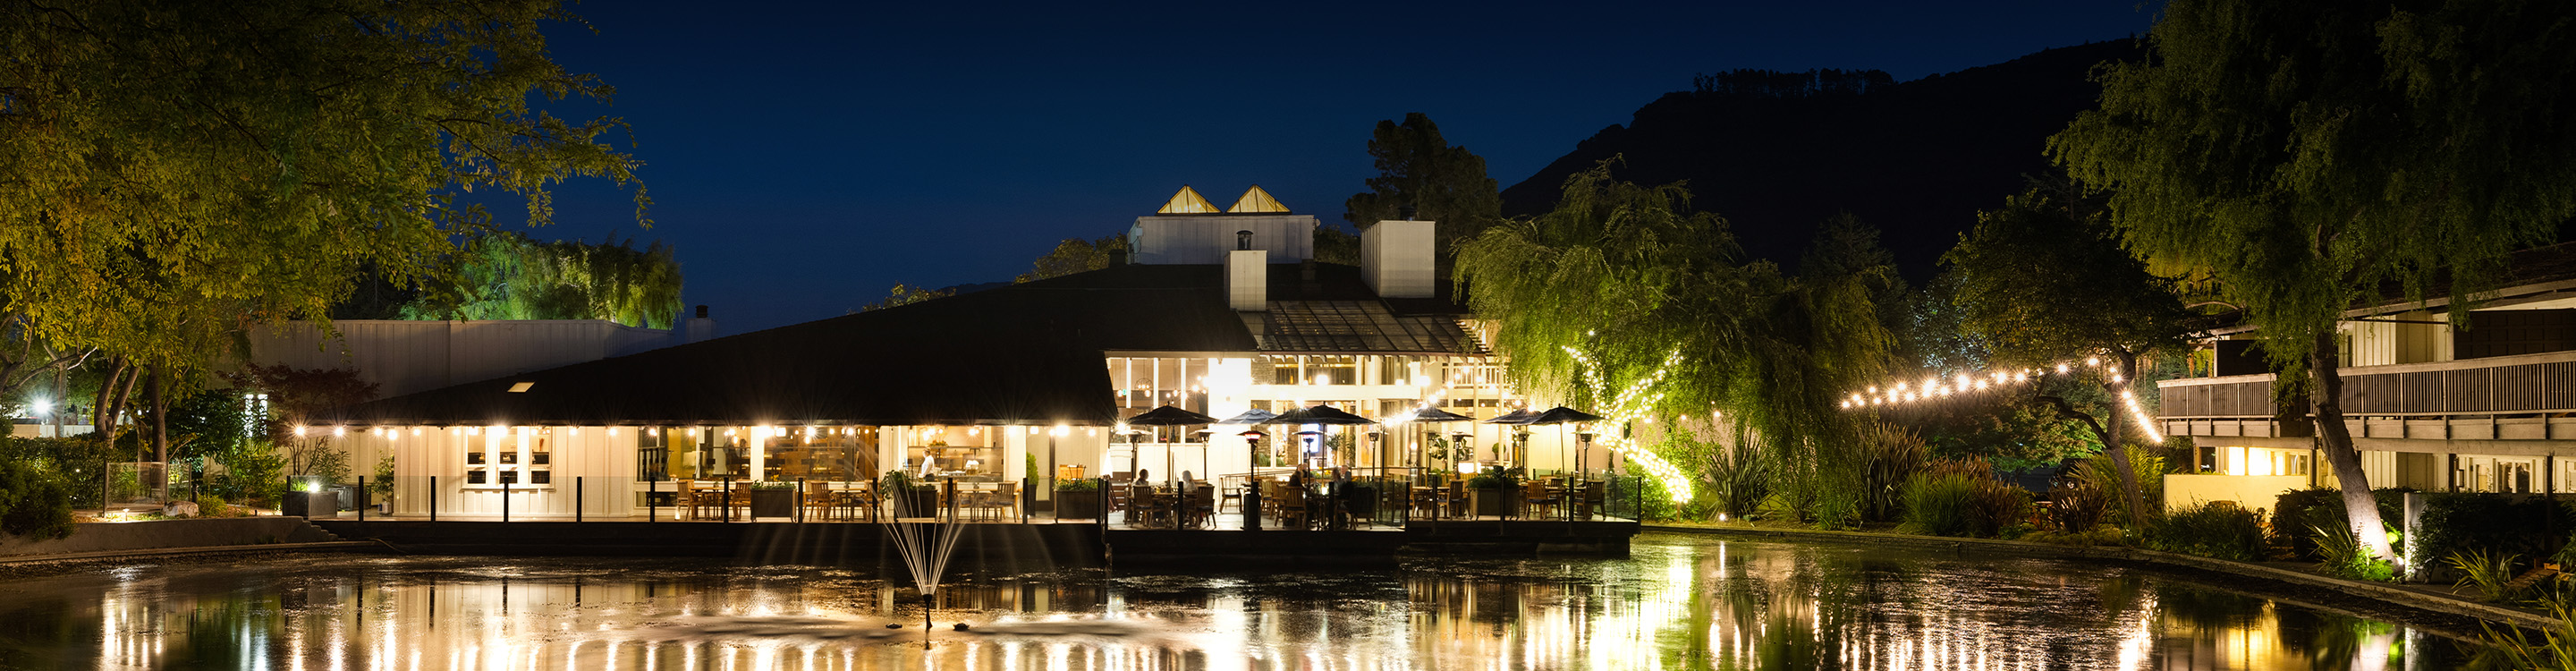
[0,533,2484,669]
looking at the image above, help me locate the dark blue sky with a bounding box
[531,1,2163,334]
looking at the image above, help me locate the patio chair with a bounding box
[1522,480,1562,520]
[1185,485,1216,528]
[1578,480,1606,520]
[1275,487,1310,531]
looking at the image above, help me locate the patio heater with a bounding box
[1238,429,1267,531]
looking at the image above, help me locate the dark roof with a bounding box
[1260,301,1476,353]
[328,261,1475,426]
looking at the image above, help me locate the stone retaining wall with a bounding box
[0,518,340,557]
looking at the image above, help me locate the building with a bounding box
[2157,242,2576,509]
[318,187,1593,519]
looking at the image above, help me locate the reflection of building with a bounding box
[2159,243,2576,510]
[324,188,1605,518]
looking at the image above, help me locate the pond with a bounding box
[0,531,2493,669]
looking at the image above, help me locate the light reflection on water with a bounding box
[0,532,2486,669]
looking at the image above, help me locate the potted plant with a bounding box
[1055,478,1102,519]
[367,455,396,514]
[1467,469,1518,518]
[880,470,939,517]
[747,481,796,519]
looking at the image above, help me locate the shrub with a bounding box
[1899,460,2030,539]
[2311,522,2396,582]
[0,455,74,539]
[1700,439,1770,521]
[1856,423,1928,524]
[2047,480,2111,532]
[2447,548,2526,602]
[1901,472,1979,537]
[1968,478,2033,538]
[1055,478,1099,492]
[2415,493,2569,579]
[2075,451,2165,527]
[2272,487,2409,562]
[2147,503,2267,561]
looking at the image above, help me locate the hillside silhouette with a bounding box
[1500,40,2141,281]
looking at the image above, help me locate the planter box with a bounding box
[1470,488,1512,518]
[1055,489,1101,519]
[281,490,338,518]
[749,489,795,519]
[888,489,941,517]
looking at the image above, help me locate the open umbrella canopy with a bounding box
[1127,405,1217,426]
[1522,406,1606,425]
[1216,408,1278,424]
[1393,407,1475,423]
[1483,408,1539,425]
[1265,404,1377,426]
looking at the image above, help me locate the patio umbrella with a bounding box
[1390,407,1474,478]
[1523,406,1606,478]
[1216,409,1277,471]
[1267,405,1377,469]
[1482,408,1539,466]
[1216,408,1278,424]
[1127,405,1216,488]
[1264,406,1377,530]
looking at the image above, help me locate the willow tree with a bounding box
[2052,0,2576,565]
[404,234,684,327]
[1454,160,1898,523]
[0,0,648,399]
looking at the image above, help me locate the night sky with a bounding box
[530,1,2163,334]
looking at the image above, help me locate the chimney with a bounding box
[684,304,718,343]
[1360,219,1435,298]
[1227,246,1266,311]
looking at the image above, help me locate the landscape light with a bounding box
[30,399,50,415]
[294,425,308,437]
[334,427,345,437]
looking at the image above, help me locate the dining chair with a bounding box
[1522,480,1562,520]
[1275,487,1310,531]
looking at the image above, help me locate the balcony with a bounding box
[2157,350,2576,444]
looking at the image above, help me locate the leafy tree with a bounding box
[1941,183,2199,529]
[860,284,955,312]
[401,233,684,327]
[1014,234,1127,283]
[2051,0,2576,564]
[1454,159,1898,525]
[0,0,648,405]
[1344,114,1504,258]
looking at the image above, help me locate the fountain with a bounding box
[878,478,967,637]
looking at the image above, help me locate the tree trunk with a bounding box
[2106,351,2152,530]
[2037,395,2149,530]
[2310,329,2396,565]
[92,357,127,436]
[149,368,168,463]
